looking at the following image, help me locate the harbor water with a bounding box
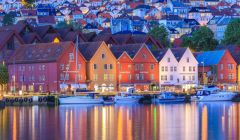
[0,102,240,140]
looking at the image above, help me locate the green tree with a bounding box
[181,26,218,51]
[0,64,9,94]
[148,25,170,48]
[22,0,35,8]
[2,13,14,26]
[222,19,240,45]
[56,21,82,31]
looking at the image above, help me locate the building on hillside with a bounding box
[7,42,86,93]
[195,50,237,91]
[188,7,213,26]
[78,41,117,92]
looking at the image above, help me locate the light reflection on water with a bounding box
[0,102,240,140]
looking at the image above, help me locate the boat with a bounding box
[191,86,237,102]
[114,92,142,104]
[103,96,115,105]
[59,93,104,104]
[152,92,186,103]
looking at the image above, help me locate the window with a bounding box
[150,74,154,80]
[150,64,154,70]
[65,73,69,80]
[187,57,190,62]
[189,66,192,72]
[101,53,105,59]
[170,67,173,72]
[168,58,170,62]
[76,64,81,70]
[193,67,195,72]
[227,64,234,70]
[165,66,168,72]
[119,74,122,80]
[135,64,139,71]
[69,53,74,61]
[220,74,223,80]
[165,75,167,81]
[161,75,164,80]
[192,75,195,80]
[228,74,234,79]
[77,74,82,80]
[20,75,24,82]
[109,64,113,69]
[161,66,164,72]
[189,76,191,81]
[60,64,64,70]
[142,53,147,59]
[42,65,45,71]
[93,64,97,70]
[140,74,144,80]
[104,64,108,70]
[183,76,185,81]
[109,74,114,81]
[170,75,173,80]
[220,64,223,70]
[94,74,98,81]
[128,65,131,70]
[135,74,140,80]
[104,74,108,81]
[66,64,70,70]
[183,66,185,72]
[174,67,177,71]
[140,64,144,70]
[7,40,14,50]
[60,74,64,80]
[128,74,132,80]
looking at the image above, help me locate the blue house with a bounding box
[36,4,56,16]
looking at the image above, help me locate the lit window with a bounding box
[104,74,108,81]
[53,37,60,43]
[150,74,154,80]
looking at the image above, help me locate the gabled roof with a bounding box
[196,50,225,66]
[171,48,187,62]
[42,33,62,43]
[8,42,73,64]
[110,43,144,59]
[63,31,86,42]
[216,45,240,64]
[78,41,103,61]
[0,30,24,51]
[22,32,42,44]
[33,25,57,38]
[152,49,168,62]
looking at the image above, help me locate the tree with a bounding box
[56,21,83,31]
[181,26,218,51]
[22,0,35,8]
[148,25,170,48]
[222,19,240,45]
[2,13,14,26]
[0,64,9,94]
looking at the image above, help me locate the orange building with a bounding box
[78,41,117,92]
[111,44,159,92]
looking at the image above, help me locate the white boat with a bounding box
[115,92,142,104]
[152,92,186,103]
[59,93,104,104]
[191,86,237,102]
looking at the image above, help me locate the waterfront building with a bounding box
[78,41,117,92]
[196,50,237,91]
[111,43,159,91]
[7,42,86,93]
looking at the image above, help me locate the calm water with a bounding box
[0,102,240,140]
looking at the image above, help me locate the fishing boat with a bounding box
[152,92,186,103]
[59,93,104,104]
[115,92,142,104]
[191,86,237,102]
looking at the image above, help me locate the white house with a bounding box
[172,48,199,92]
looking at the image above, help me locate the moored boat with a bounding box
[191,86,237,102]
[152,92,186,103]
[115,92,142,104]
[59,93,104,104]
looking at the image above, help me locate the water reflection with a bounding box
[0,102,240,140]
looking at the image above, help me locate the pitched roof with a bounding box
[0,30,24,50]
[78,41,103,61]
[110,43,144,59]
[42,33,62,43]
[216,45,240,64]
[33,25,57,38]
[196,50,225,66]
[171,48,187,62]
[22,32,42,44]
[152,49,168,61]
[8,42,73,64]
[63,31,86,42]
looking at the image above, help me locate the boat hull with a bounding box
[115,97,140,104]
[152,98,185,103]
[59,96,103,104]
[191,92,237,102]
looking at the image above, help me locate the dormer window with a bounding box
[142,53,146,59]
[102,53,105,59]
[187,57,190,62]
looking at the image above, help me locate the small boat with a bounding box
[191,86,237,102]
[115,92,142,104]
[103,96,115,105]
[152,92,186,103]
[59,93,104,104]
